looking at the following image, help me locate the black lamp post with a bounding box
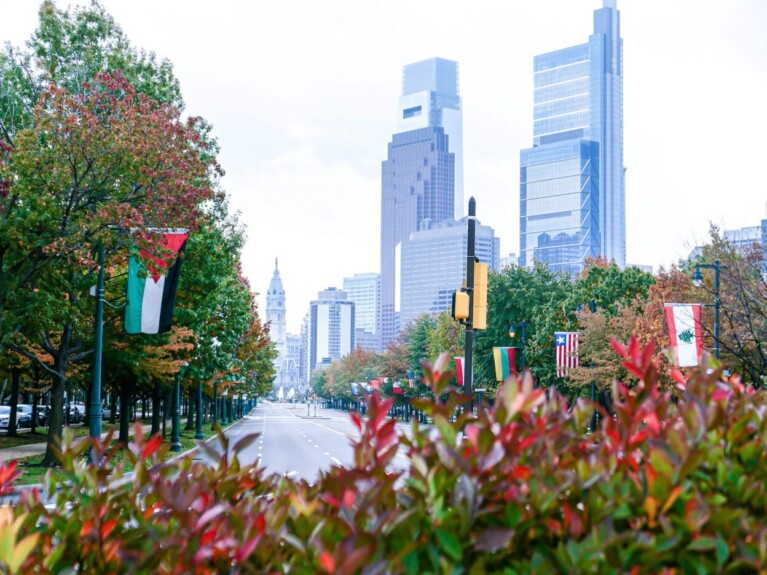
[170,362,187,452]
[508,322,528,373]
[691,258,727,359]
[194,377,204,440]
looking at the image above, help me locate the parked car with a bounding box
[102,405,119,419]
[15,405,33,428]
[37,405,50,426]
[0,404,34,429]
[67,402,86,424]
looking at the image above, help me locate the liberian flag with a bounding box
[454,357,465,388]
[664,304,703,367]
[555,332,579,377]
[125,232,188,334]
[493,347,516,382]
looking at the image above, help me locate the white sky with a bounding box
[2,1,766,334]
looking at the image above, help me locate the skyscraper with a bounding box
[520,0,625,273]
[399,218,500,329]
[308,287,355,375]
[343,273,380,351]
[380,57,462,349]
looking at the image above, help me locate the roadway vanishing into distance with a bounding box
[201,400,414,482]
[204,400,407,482]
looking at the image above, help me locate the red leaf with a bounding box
[319,551,335,573]
[141,433,163,459]
[100,518,118,539]
[610,339,627,358]
[236,535,262,562]
[350,411,362,431]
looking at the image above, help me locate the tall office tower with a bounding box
[308,288,355,376]
[399,218,500,329]
[342,273,380,352]
[520,0,625,273]
[380,58,461,350]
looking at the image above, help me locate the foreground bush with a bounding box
[2,338,767,573]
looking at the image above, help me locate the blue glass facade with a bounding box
[520,141,600,274]
[520,0,625,273]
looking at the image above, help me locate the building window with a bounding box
[403,106,422,119]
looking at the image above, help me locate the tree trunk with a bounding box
[150,383,161,436]
[7,368,20,437]
[41,370,66,467]
[185,388,195,431]
[31,393,39,434]
[109,392,117,424]
[119,385,131,444]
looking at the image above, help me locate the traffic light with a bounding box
[452,289,470,321]
[473,261,488,330]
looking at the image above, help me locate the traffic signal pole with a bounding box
[464,197,477,400]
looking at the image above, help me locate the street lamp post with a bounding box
[89,244,105,461]
[691,258,727,359]
[195,377,204,440]
[508,322,528,373]
[211,381,218,430]
[170,362,187,452]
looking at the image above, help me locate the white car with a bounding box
[0,405,33,428]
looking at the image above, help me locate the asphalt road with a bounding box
[210,400,361,482]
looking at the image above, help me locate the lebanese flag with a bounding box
[664,304,703,367]
[126,232,188,334]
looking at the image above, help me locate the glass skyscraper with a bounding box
[399,218,500,329]
[380,58,462,350]
[520,0,625,272]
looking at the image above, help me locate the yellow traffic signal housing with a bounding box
[473,261,489,330]
[452,289,470,321]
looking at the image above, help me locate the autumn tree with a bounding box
[691,227,767,384]
[3,72,219,465]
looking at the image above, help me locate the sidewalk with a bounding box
[0,422,159,462]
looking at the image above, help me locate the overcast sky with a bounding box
[2,1,766,333]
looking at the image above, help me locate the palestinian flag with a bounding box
[664,304,703,367]
[126,232,188,334]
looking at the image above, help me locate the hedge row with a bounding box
[1,337,765,574]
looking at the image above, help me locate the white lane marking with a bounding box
[286,471,297,477]
[330,457,342,465]
[323,451,330,456]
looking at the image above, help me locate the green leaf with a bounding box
[436,529,462,562]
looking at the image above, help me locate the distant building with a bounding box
[308,288,355,377]
[343,273,380,352]
[399,218,500,329]
[520,0,625,274]
[500,252,519,270]
[688,205,767,271]
[380,58,461,350]
[265,259,301,395]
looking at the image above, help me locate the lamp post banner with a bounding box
[492,347,516,382]
[664,303,703,367]
[454,357,465,388]
[126,232,189,334]
[555,332,580,377]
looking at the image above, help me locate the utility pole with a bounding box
[464,197,477,400]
